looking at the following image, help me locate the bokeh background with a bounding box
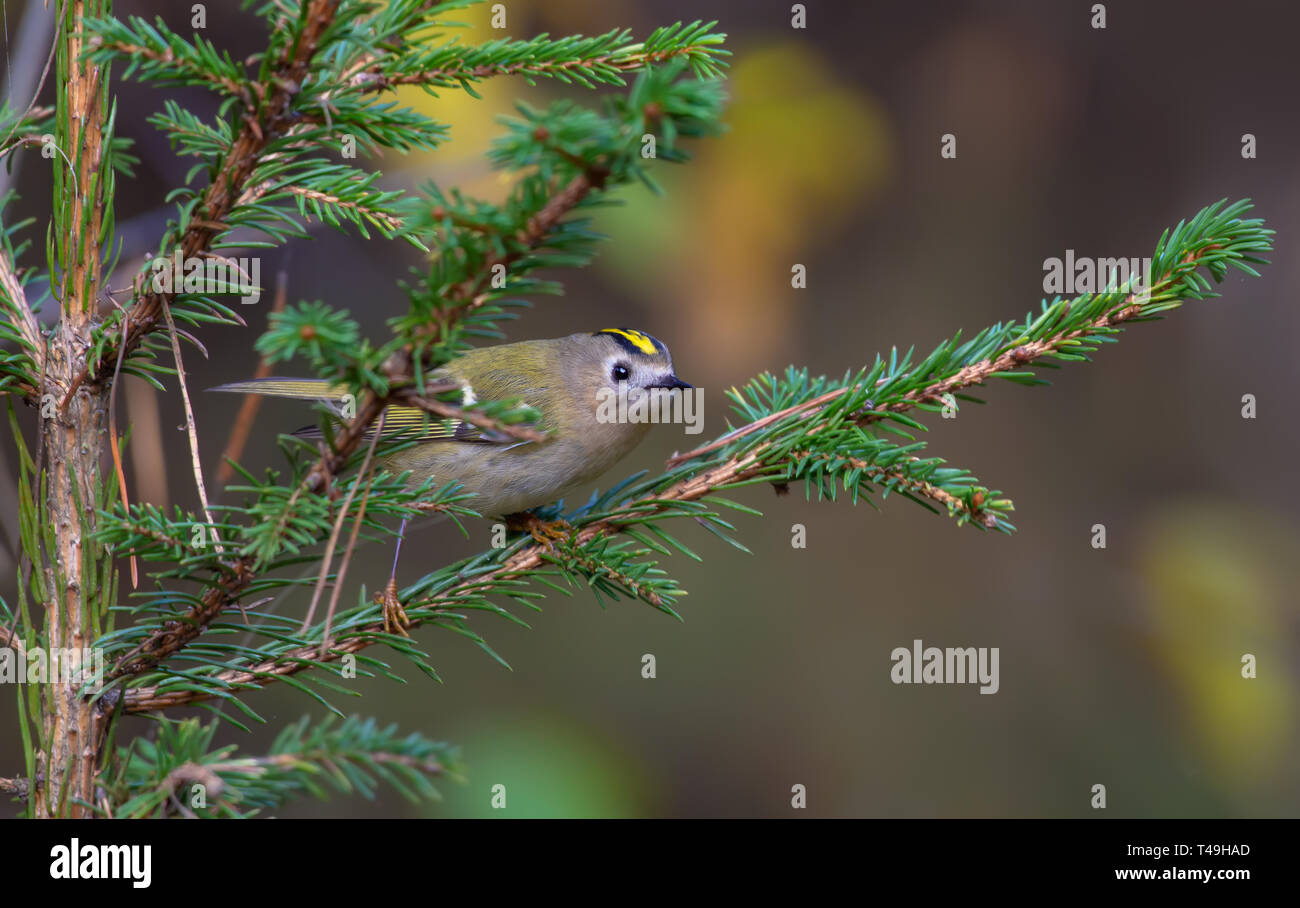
[3,0,1298,817]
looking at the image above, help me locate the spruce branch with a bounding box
[0,221,41,376]
[86,16,250,100]
[351,21,729,92]
[669,200,1272,465]
[263,182,408,236]
[796,452,998,527]
[107,715,459,818]
[65,0,344,405]
[27,0,1269,825]
[117,199,1271,714]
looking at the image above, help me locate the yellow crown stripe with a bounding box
[601,328,657,355]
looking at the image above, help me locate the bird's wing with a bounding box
[375,402,500,444]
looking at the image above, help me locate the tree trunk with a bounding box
[32,0,114,818]
[34,328,112,817]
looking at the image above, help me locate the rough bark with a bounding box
[32,0,113,819]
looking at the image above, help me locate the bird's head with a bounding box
[579,327,690,396]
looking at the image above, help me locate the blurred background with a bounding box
[2,0,1299,817]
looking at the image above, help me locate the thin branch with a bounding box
[464,171,602,304]
[203,749,448,779]
[108,559,253,679]
[416,170,603,345]
[106,305,138,586]
[160,298,221,552]
[88,37,248,99]
[302,412,385,634]
[236,182,406,234]
[215,265,289,486]
[1,632,24,659]
[0,776,29,799]
[546,543,668,609]
[0,244,40,363]
[0,0,58,200]
[353,44,718,93]
[805,452,998,528]
[318,434,382,657]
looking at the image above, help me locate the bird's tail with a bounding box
[208,377,346,401]
[209,378,354,436]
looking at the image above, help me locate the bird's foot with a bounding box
[505,511,574,552]
[376,577,411,637]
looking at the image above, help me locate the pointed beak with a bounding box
[646,374,692,390]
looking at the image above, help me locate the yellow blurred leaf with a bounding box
[598,42,894,374]
[1140,503,1296,788]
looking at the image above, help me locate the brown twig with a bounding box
[160,297,221,553]
[302,412,385,634]
[433,171,601,334]
[317,426,383,656]
[236,182,407,234]
[0,776,30,799]
[1,634,25,659]
[0,0,58,201]
[215,265,289,486]
[106,305,138,587]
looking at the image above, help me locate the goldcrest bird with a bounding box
[212,329,692,518]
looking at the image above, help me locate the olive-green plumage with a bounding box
[211,330,690,516]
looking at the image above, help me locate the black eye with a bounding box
[611,363,631,383]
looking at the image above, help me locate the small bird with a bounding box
[214,328,691,515]
[213,329,691,632]
[215,325,690,514]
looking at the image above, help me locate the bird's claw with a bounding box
[505,512,574,552]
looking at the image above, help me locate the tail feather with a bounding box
[208,377,345,400]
